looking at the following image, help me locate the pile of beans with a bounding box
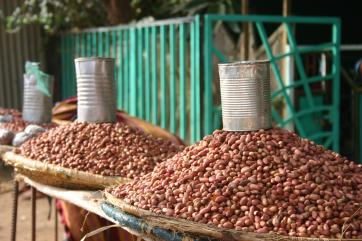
[109,128,362,238]
[0,118,30,132]
[0,108,21,117]
[19,121,184,178]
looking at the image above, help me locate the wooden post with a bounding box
[242,0,249,60]
[283,0,292,16]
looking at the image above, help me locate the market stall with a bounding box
[2,57,362,241]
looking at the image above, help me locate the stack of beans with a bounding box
[0,108,21,117]
[19,121,184,178]
[109,128,362,238]
[0,118,30,132]
[0,108,24,132]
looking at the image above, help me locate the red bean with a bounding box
[20,121,183,178]
[109,128,362,238]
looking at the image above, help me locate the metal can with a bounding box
[22,73,53,124]
[218,60,271,131]
[75,57,116,123]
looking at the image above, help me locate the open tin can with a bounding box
[75,57,116,123]
[218,60,271,131]
[22,70,53,124]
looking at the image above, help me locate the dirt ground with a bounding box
[0,165,64,241]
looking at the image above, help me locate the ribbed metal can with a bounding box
[75,57,116,123]
[22,74,53,124]
[218,60,271,131]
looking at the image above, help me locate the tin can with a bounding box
[75,57,116,123]
[218,60,271,131]
[22,73,53,124]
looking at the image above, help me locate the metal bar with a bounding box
[169,24,176,133]
[272,74,334,98]
[203,15,213,137]
[332,20,341,151]
[3,0,16,108]
[11,0,22,108]
[102,202,207,241]
[81,33,86,57]
[8,29,18,107]
[60,37,66,99]
[31,187,36,241]
[323,137,333,149]
[194,16,201,141]
[10,180,19,241]
[124,31,129,112]
[98,31,103,57]
[138,28,144,119]
[0,0,8,107]
[117,31,123,108]
[308,132,332,142]
[206,14,340,24]
[65,35,72,98]
[92,32,97,56]
[340,44,362,51]
[160,25,167,129]
[112,31,117,77]
[151,26,158,125]
[179,23,186,140]
[299,43,336,53]
[70,16,197,33]
[105,31,110,57]
[274,43,336,60]
[271,107,284,125]
[285,23,314,107]
[54,199,58,241]
[70,35,77,96]
[87,32,92,57]
[211,46,228,63]
[190,21,196,143]
[64,34,70,98]
[75,33,80,58]
[145,27,151,122]
[130,28,137,116]
[279,105,333,126]
[255,22,307,137]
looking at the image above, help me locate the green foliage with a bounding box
[132,0,240,20]
[1,0,241,34]
[2,0,108,34]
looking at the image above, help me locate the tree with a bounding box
[1,0,134,34]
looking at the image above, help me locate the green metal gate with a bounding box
[203,15,341,151]
[60,15,341,149]
[60,16,201,143]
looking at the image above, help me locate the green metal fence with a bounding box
[60,16,201,143]
[60,15,341,149]
[203,15,341,151]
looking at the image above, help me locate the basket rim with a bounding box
[3,152,131,189]
[103,191,362,241]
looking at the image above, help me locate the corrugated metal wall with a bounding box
[0,0,45,109]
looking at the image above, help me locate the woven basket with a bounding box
[0,145,13,158]
[3,152,131,190]
[104,191,362,241]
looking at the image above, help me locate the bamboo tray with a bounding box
[3,152,131,190]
